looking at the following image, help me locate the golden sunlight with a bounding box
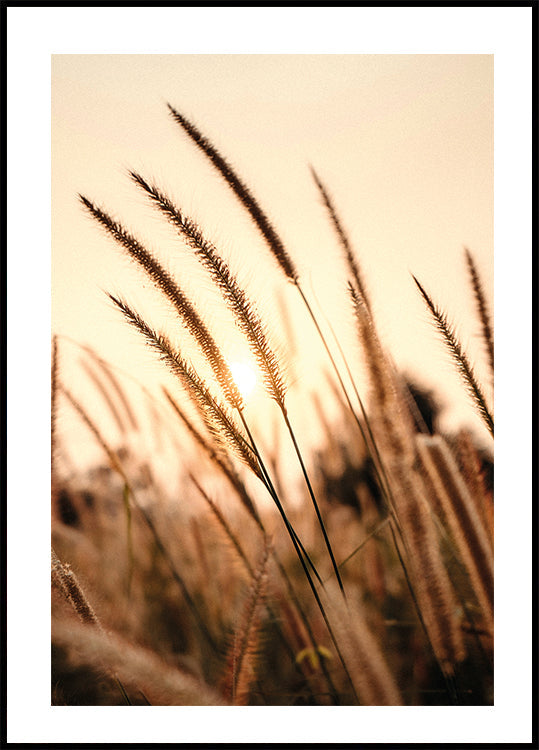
[229,360,257,400]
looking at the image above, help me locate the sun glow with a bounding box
[230,361,257,401]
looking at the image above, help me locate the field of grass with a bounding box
[51,105,494,707]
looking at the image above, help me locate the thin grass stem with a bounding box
[412,274,493,436]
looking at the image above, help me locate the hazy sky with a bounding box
[7,6,533,744]
[52,53,494,454]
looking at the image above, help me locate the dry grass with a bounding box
[52,105,494,706]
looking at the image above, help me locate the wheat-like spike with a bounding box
[167,104,298,283]
[220,540,271,705]
[412,275,494,436]
[167,376,340,697]
[79,194,242,410]
[464,247,494,377]
[128,173,345,589]
[130,172,288,407]
[51,547,101,627]
[349,283,466,677]
[349,282,416,463]
[163,107,391,499]
[417,434,494,629]
[390,467,467,676]
[108,294,262,481]
[129,173,343,591]
[51,551,136,705]
[310,166,372,312]
[164,110,397,552]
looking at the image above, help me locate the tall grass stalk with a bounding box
[220,540,270,705]
[350,282,466,679]
[57,103,495,706]
[51,547,133,704]
[464,247,494,378]
[81,188,324,587]
[417,434,494,629]
[59,382,219,654]
[129,170,344,594]
[412,275,494,437]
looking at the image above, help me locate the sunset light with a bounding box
[229,360,257,401]
[45,35,510,722]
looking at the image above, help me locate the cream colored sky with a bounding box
[53,53,494,452]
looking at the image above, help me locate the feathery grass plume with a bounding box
[130,171,288,408]
[164,106,395,480]
[128,173,345,588]
[321,582,403,705]
[79,194,243,411]
[464,247,494,378]
[51,551,135,705]
[349,282,415,463]
[134,176,344,591]
[52,617,227,706]
[401,478,468,674]
[60,381,135,592]
[167,371,341,698]
[220,540,271,705]
[166,106,364,412]
[310,166,372,312]
[51,547,100,627]
[166,106,384,433]
[416,434,494,629]
[390,464,467,676]
[129,295,324,590]
[189,475,324,697]
[349,284,465,677]
[129,171,345,591]
[59,382,219,653]
[412,275,494,437]
[456,429,494,542]
[164,108,392,557]
[167,104,298,283]
[108,294,262,480]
